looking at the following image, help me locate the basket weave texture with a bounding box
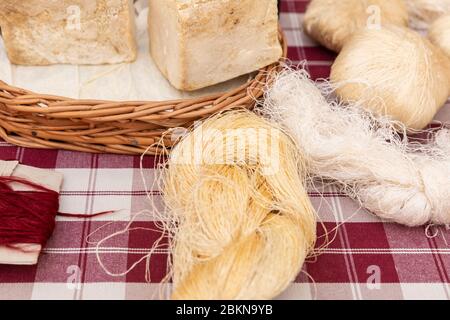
[0,31,286,155]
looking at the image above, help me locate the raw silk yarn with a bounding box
[429,14,450,58]
[330,26,450,130]
[160,110,317,300]
[303,0,408,52]
[405,0,450,29]
[260,67,450,227]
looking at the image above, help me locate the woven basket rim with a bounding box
[0,29,287,155]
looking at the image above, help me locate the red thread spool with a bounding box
[0,176,59,247]
[0,176,113,247]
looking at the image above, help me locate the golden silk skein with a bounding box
[330,26,450,130]
[405,0,450,29]
[162,110,317,300]
[303,0,408,52]
[429,14,450,58]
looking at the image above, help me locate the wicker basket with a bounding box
[0,31,287,155]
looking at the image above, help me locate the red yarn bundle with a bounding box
[0,176,59,246]
[0,176,113,247]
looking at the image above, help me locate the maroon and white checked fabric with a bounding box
[1,0,450,300]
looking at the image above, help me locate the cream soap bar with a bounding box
[0,0,137,65]
[148,0,282,91]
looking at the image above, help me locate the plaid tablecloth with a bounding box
[1,0,450,300]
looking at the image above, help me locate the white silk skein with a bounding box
[429,14,450,58]
[260,67,450,227]
[405,0,450,29]
[303,0,408,52]
[330,26,450,131]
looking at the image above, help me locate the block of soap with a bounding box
[0,0,137,65]
[148,0,282,91]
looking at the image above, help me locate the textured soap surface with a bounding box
[148,0,282,91]
[0,0,137,65]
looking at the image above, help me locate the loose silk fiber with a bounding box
[161,110,316,300]
[303,0,408,52]
[405,0,450,28]
[260,67,450,227]
[330,26,450,130]
[429,14,450,58]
